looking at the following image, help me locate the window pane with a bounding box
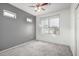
[41,19,49,33]
[27,18,32,22]
[3,10,16,19]
[40,16,60,35]
[49,16,60,35]
[49,17,59,27]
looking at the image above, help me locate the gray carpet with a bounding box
[0,40,72,56]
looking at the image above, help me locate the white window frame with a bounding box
[40,15,60,35]
[27,18,32,23]
[3,10,16,19]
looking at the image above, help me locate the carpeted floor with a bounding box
[0,40,72,56]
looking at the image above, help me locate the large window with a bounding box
[40,15,60,35]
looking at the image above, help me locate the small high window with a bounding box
[27,18,32,23]
[3,10,16,19]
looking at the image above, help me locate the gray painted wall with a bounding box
[0,3,36,51]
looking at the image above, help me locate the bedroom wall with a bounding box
[70,3,78,56]
[0,3,36,51]
[36,8,71,46]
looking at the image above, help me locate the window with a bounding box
[27,18,32,23]
[40,15,60,35]
[49,16,60,35]
[3,10,16,19]
[41,18,48,33]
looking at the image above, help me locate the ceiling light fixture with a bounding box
[29,3,49,12]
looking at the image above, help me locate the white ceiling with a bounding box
[10,3,71,16]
